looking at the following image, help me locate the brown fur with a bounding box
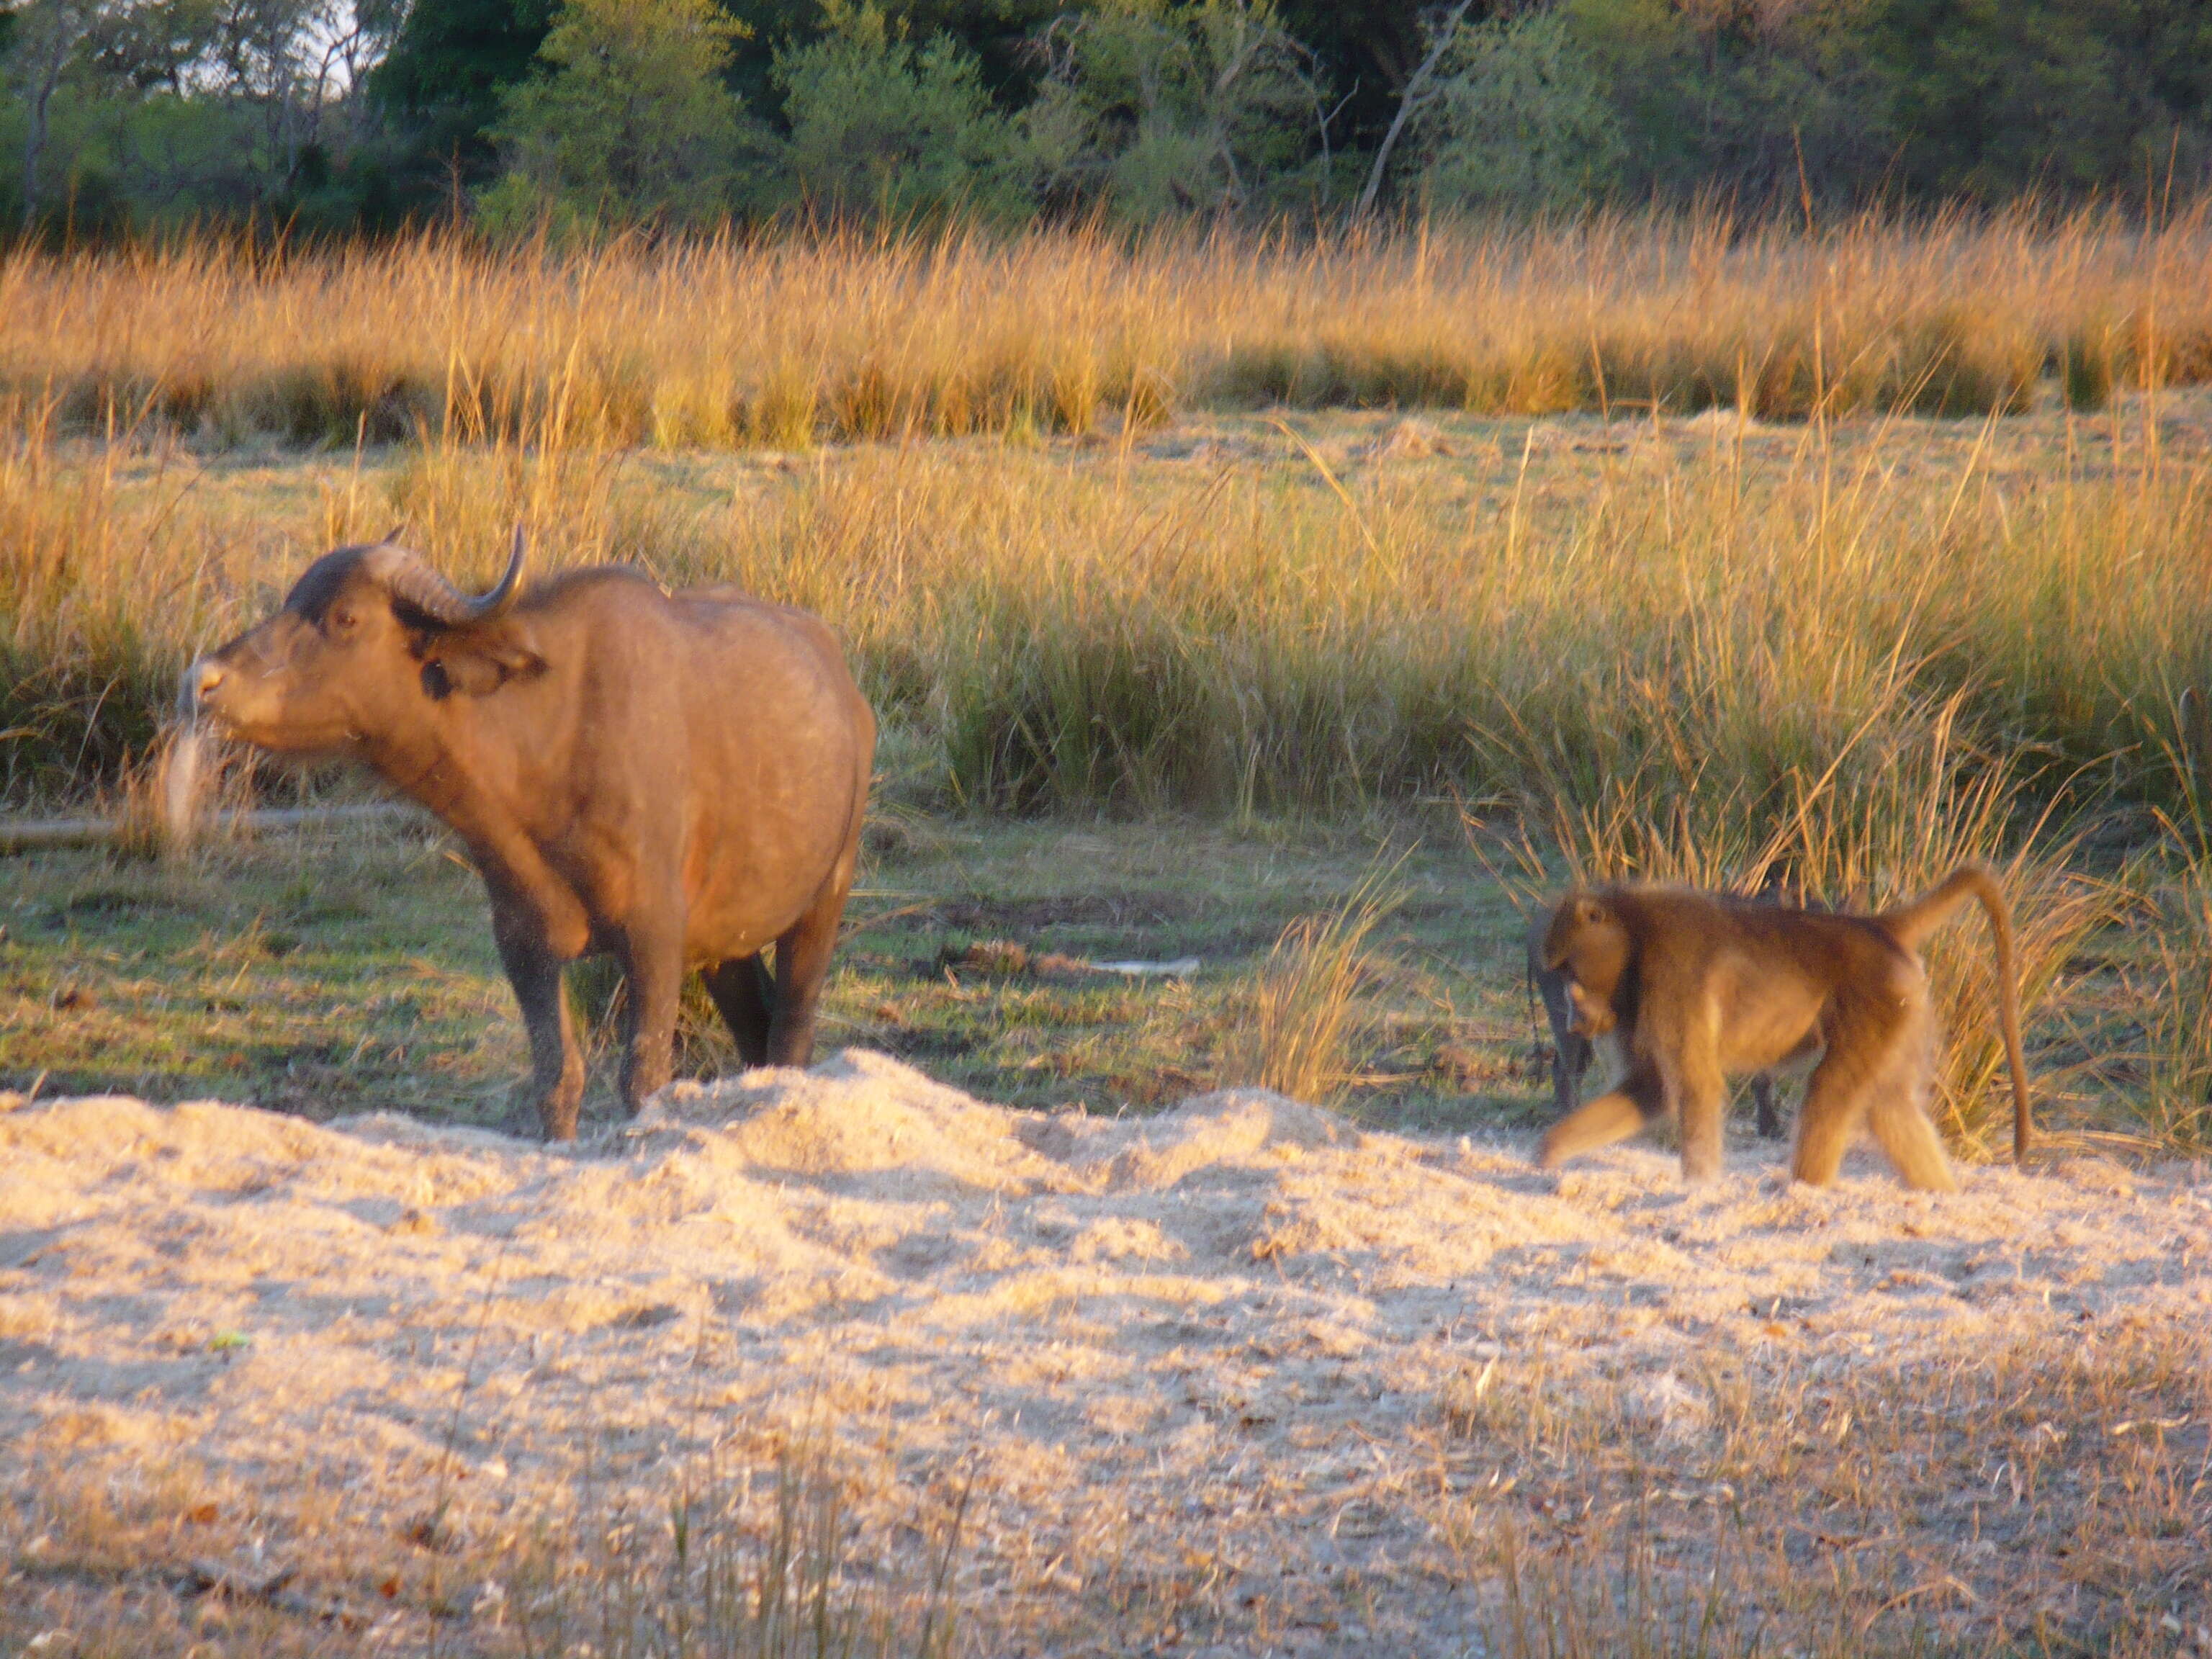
[1535,866,2032,1189]
[187,539,875,1142]
[1526,919,1783,1137]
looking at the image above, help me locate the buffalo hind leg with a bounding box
[766,868,855,1069]
[493,914,583,1141]
[703,955,775,1068]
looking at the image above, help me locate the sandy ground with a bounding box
[3,1053,2209,1655]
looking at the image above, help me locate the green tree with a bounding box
[773,0,1028,219]
[8,0,117,224]
[372,0,557,169]
[1025,0,1328,220]
[1555,0,1895,205]
[731,0,1060,116]
[1269,0,1428,154]
[1871,0,2212,199]
[1408,4,1623,210]
[480,0,762,231]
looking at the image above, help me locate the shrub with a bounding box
[1024,0,1326,220]
[775,0,1031,225]
[480,0,763,235]
[1411,6,1626,212]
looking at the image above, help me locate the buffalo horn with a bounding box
[369,527,527,626]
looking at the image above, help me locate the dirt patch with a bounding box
[924,894,1212,932]
[1,1056,2207,1653]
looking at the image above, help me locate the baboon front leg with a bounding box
[1553,1030,1593,1118]
[703,954,775,1068]
[1674,1020,1728,1183]
[1538,1064,1665,1169]
[1534,961,1592,1118]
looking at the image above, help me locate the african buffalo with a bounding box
[183,530,875,1139]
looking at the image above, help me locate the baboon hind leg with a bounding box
[1791,996,1918,1187]
[1865,1051,1957,1192]
[1750,1074,1784,1140]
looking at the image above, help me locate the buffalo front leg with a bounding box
[615,923,685,1115]
[702,955,775,1068]
[492,912,583,1141]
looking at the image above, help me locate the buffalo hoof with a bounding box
[500,1091,580,1143]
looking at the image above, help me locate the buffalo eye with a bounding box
[421,660,454,700]
[327,605,361,638]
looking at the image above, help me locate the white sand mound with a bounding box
[2,1054,2208,1653]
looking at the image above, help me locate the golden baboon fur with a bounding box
[1535,866,2032,1190]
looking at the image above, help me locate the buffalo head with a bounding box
[184,529,541,752]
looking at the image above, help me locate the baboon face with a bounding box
[1544,895,1630,1038]
[1565,975,1617,1037]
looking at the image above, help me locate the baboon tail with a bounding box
[1879,863,2034,1165]
[1879,866,1987,950]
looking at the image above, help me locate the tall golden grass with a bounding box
[5,207,2212,447]
[8,217,2212,1141]
[8,383,2212,824]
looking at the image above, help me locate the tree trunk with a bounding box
[19,2,91,229]
[1355,0,1475,218]
[23,55,63,226]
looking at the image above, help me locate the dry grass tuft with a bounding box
[2138,864,2212,1158]
[501,1450,966,1659]
[1,1442,966,1659]
[1216,864,1403,1105]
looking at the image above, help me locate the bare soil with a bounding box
[3,1055,2208,1655]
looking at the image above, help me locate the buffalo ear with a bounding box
[420,619,546,698]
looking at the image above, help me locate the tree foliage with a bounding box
[6,0,2212,233]
[1025,0,1329,219]
[1410,5,1623,211]
[774,0,1026,220]
[478,0,759,233]
[4,0,410,228]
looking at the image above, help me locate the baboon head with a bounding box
[1542,893,1629,1038]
